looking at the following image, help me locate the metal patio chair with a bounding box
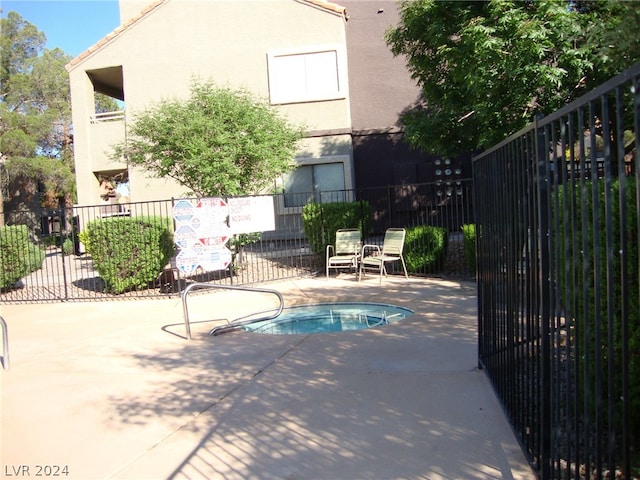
[358,228,408,283]
[326,229,362,277]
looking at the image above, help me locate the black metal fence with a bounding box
[0,180,474,303]
[473,63,639,479]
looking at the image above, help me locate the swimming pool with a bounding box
[241,302,414,335]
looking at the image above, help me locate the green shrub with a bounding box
[78,229,90,253]
[302,201,371,256]
[62,238,74,256]
[462,224,476,275]
[404,225,448,274]
[26,242,45,273]
[43,235,58,248]
[0,224,45,289]
[555,177,639,439]
[231,232,261,266]
[82,216,174,294]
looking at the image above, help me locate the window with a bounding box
[267,45,347,104]
[283,162,346,208]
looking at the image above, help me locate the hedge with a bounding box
[462,224,476,275]
[404,224,448,274]
[0,224,45,289]
[81,216,174,294]
[302,201,371,257]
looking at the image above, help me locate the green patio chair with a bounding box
[358,228,408,283]
[326,229,362,278]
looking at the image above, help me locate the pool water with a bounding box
[242,302,414,335]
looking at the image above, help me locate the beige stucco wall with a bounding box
[114,0,349,126]
[68,71,130,205]
[118,0,155,24]
[68,0,351,205]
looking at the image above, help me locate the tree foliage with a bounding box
[1,11,79,211]
[0,11,45,89]
[1,12,72,160]
[386,0,640,157]
[116,80,306,197]
[6,156,75,203]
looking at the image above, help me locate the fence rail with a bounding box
[473,62,639,479]
[0,182,474,303]
[89,110,125,123]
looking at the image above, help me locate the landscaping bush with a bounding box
[62,237,74,256]
[78,228,90,253]
[302,201,371,256]
[555,176,639,440]
[462,224,476,275]
[0,224,45,289]
[81,216,174,294]
[404,225,448,274]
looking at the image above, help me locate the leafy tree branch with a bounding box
[386,0,640,157]
[115,80,306,197]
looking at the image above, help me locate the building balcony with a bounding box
[88,110,126,172]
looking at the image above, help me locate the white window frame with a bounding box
[267,44,348,105]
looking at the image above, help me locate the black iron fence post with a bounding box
[534,115,552,479]
[61,207,69,301]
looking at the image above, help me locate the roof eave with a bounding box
[298,0,348,19]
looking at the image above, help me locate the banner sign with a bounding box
[172,195,276,274]
[173,198,230,274]
[228,196,275,234]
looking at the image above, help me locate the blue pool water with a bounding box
[242,302,414,335]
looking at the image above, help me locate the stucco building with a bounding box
[66,0,455,212]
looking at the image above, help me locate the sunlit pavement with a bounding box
[1,276,535,479]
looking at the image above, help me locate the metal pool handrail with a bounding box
[1,315,9,370]
[181,282,284,340]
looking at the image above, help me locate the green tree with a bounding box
[385,0,640,157]
[0,11,44,89]
[95,92,120,115]
[0,11,79,219]
[115,80,306,197]
[29,48,73,161]
[574,0,640,83]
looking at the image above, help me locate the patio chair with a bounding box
[358,228,408,283]
[326,229,362,277]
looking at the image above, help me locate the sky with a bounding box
[1,0,121,57]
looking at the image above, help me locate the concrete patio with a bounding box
[0,276,535,479]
